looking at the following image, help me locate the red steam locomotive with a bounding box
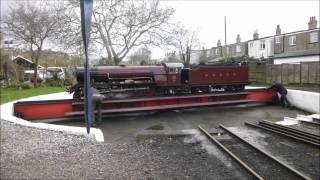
[69,63,249,99]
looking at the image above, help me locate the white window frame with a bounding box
[309,32,318,43]
[236,45,241,53]
[260,40,266,49]
[275,36,280,44]
[289,36,296,46]
[249,42,253,47]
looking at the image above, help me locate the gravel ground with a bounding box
[1,120,252,180]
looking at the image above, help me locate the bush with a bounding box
[21,81,34,89]
[45,73,64,87]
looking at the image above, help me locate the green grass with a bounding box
[0,86,65,104]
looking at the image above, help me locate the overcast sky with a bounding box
[154,0,319,58]
[1,0,319,59]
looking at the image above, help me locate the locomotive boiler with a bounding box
[69,63,249,99]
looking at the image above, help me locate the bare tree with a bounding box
[89,0,174,65]
[169,23,200,67]
[129,47,152,65]
[2,1,64,87]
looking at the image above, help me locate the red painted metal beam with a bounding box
[13,89,277,121]
[14,99,73,120]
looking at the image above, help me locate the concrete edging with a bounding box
[0,92,104,143]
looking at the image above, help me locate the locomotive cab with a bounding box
[181,68,189,84]
[163,63,184,87]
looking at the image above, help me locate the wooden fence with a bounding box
[249,62,320,85]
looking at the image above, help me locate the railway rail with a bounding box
[299,120,320,127]
[245,121,320,147]
[198,125,311,180]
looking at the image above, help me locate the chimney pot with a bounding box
[217,40,221,47]
[253,30,259,40]
[236,34,241,43]
[308,16,318,29]
[276,25,281,35]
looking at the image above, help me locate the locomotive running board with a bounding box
[13,89,277,122]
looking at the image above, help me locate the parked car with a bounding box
[47,67,65,80]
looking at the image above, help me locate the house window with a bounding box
[310,32,318,43]
[249,43,253,47]
[236,45,241,53]
[275,37,280,44]
[289,36,296,45]
[260,40,266,49]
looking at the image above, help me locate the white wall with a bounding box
[274,55,320,64]
[287,89,320,114]
[248,37,274,59]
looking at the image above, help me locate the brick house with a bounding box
[273,16,320,64]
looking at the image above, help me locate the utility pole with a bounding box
[224,16,227,62]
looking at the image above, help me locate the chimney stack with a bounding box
[253,30,259,40]
[236,34,241,43]
[217,40,221,46]
[308,16,318,29]
[276,25,281,35]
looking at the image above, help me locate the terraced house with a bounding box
[247,30,274,60]
[207,34,248,62]
[273,16,320,64]
[198,16,319,65]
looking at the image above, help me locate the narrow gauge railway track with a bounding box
[245,121,320,147]
[198,125,311,180]
[260,120,320,140]
[299,120,320,127]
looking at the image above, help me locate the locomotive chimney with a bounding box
[276,25,281,35]
[308,16,318,30]
[253,30,259,40]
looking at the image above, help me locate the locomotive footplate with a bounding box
[13,89,277,122]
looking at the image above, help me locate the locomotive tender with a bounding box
[70,63,249,99]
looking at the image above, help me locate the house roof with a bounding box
[13,55,44,69]
[247,35,274,42]
[275,28,320,37]
[248,28,320,41]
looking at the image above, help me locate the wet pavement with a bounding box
[55,104,308,143]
